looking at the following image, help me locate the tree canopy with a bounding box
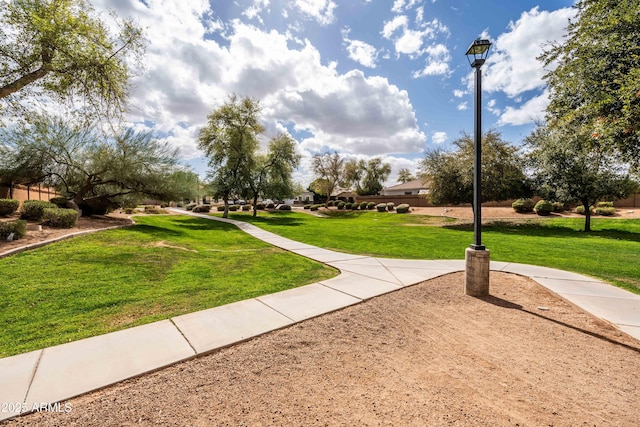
[198,95,263,217]
[540,0,640,166]
[419,130,532,206]
[344,157,391,196]
[0,114,183,214]
[247,133,300,216]
[526,124,637,231]
[0,0,145,122]
[397,168,416,184]
[198,95,300,217]
[311,152,345,205]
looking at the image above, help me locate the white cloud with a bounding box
[243,0,270,22]
[342,30,378,68]
[413,43,451,77]
[292,0,337,25]
[90,2,425,172]
[498,91,549,126]
[487,99,501,116]
[432,131,447,144]
[382,15,450,75]
[453,90,466,98]
[392,0,420,13]
[457,102,468,111]
[483,6,576,97]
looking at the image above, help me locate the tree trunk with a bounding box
[222,200,229,219]
[582,200,591,232]
[252,195,259,217]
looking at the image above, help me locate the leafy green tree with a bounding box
[419,130,532,206]
[526,124,637,231]
[247,133,300,216]
[540,0,640,166]
[1,114,181,214]
[397,168,416,184]
[166,170,200,203]
[0,138,49,197]
[198,95,263,218]
[0,0,145,122]
[311,152,345,206]
[344,157,392,195]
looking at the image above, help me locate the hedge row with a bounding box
[0,199,20,216]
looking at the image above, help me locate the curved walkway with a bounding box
[1,210,639,421]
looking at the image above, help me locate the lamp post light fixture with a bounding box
[464,38,491,297]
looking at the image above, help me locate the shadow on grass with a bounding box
[226,212,306,227]
[443,219,640,243]
[478,294,640,354]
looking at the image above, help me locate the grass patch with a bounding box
[223,211,640,295]
[0,215,336,357]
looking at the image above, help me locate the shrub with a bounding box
[0,199,20,216]
[396,204,411,214]
[359,201,368,209]
[597,201,614,208]
[20,200,57,221]
[344,202,352,209]
[41,208,78,228]
[0,219,27,240]
[351,202,359,210]
[512,198,535,213]
[596,206,616,216]
[185,203,197,211]
[376,203,387,212]
[144,206,167,214]
[310,204,319,211]
[367,202,376,210]
[265,202,275,209]
[228,205,238,211]
[49,197,68,208]
[304,204,311,210]
[256,203,265,210]
[242,205,251,211]
[552,201,565,213]
[534,200,553,216]
[576,205,594,215]
[386,202,395,212]
[278,204,292,210]
[337,202,345,210]
[327,200,335,207]
[193,205,211,213]
[124,207,136,214]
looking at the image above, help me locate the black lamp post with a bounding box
[465,38,491,250]
[464,38,491,296]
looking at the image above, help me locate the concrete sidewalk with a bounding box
[1,209,639,422]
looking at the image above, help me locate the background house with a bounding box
[380,179,429,196]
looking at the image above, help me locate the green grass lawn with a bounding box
[225,210,640,294]
[0,215,337,358]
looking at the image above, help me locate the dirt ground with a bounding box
[3,208,640,426]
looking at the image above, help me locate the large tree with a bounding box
[0,0,145,122]
[344,157,392,196]
[311,152,345,206]
[397,168,416,184]
[527,124,637,232]
[419,130,532,206]
[1,114,182,214]
[247,133,300,217]
[540,0,640,166]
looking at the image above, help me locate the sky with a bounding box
[94,0,578,188]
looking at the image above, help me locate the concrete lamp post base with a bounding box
[465,248,490,296]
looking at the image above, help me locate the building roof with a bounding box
[383,179,427,191]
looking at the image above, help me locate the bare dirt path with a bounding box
[7,272,639,426]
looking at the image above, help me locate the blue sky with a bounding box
[96,0,577,187]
